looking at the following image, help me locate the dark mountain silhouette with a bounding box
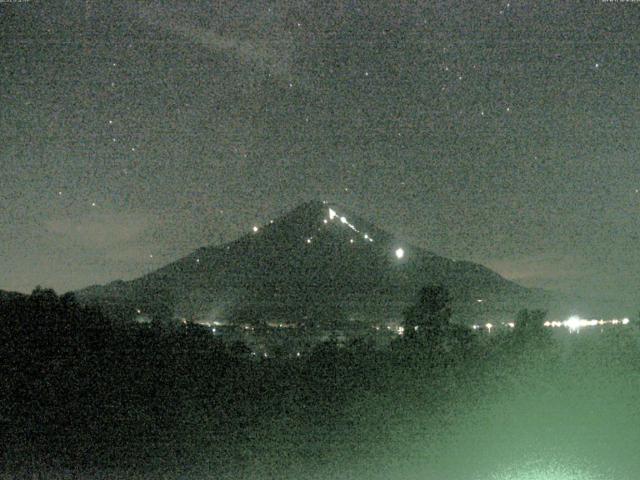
[76,200,552,325]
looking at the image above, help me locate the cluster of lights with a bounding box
[546,316,630,332]
[249,207,410,263]
[327,208,374,244]
[472,323,494,332]
[372,324,405,335]
[471,316,630,333]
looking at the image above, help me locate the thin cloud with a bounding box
[136,3,291,77]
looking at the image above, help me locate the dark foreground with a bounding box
[2,292,640,479]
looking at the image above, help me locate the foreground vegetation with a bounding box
[0,287,568,479]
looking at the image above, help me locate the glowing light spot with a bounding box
[564,315,582,332]
[395,248,405,259]
[306,238,312,244]
[340,216,347,224]
[350,239,354,244]
[485,322,493,332]
[622,318,630,325]
[329,208,337,220]
[252,226,259,233]
[323,219,328,224]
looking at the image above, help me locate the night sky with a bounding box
[2,1,639,312]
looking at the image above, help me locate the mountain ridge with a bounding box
[76,200,554,324]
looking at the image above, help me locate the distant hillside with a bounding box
[76,200,554,325]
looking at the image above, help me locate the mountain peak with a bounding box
[76,201,549,325]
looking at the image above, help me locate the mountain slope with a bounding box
[76,201,552,324]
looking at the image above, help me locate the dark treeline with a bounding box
[1,286,553,479]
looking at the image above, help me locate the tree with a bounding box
[513,309,550,344]
[403,284,452,338]
[515,309,547,332]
